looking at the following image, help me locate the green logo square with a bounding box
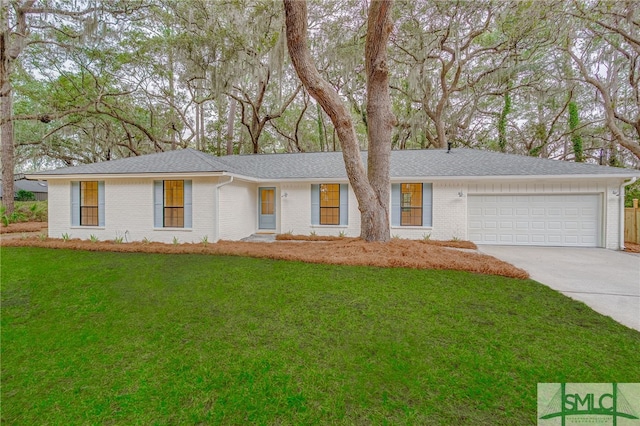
[538,383,640,425]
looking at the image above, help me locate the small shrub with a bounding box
[392,234,401,240]
[38,233,47,241]
[310,230,317,237]
[172,236,180,245]
[15,190,35,201]
[201,235,209,246]
[451,236,461,242]
[20,233,28,240]
[90,234,99,243]
[114,235,124,244]
[422,233,432,241]
[338,231,346,238]
[62,233,70,242]
[10,211,26,223]
[27,202,47,222]
[142,237,151,245]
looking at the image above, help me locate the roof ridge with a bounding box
[185,148,241,173]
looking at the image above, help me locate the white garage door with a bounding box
[468,194,601,247]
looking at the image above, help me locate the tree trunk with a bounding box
[1,2,14,214]
[284,0,394,242]
[168,48,176,150]
[363,0,394,241]
[434,115,447,149]
[1,89,14,215]
[226,95,236,155]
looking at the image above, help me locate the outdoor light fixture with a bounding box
[612,190,620,196]
[281,192,288,198]
[458,191,464,197]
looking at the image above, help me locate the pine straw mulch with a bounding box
[0,222,47,234]
[1,234,529,279]
[624,242,640,253]
[276,233,478,249]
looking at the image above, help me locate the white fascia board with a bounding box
[24,171,227,180]
[244,174,638,184]
[390,174,639,182]
[26,172,639,182]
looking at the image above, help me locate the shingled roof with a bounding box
[31,148,238,176]
[30,147,640,179]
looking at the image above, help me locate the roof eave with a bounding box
[24,171,228,180]
[233,173,640,183]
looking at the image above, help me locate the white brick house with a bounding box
[27,148,639,249]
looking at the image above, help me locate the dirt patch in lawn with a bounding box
[1,232,528,279]
[0,222,47,234]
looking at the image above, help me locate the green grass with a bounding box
[2,247,639,425]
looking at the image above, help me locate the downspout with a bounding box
[215,176,234,242]
[619,177,637,250]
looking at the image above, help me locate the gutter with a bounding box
[214,176,234,242]
[620,177,637,250]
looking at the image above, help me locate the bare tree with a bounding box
[568,1,640,159]
[284,0,395,242]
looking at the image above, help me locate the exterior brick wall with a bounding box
[279,182,361,238]
[46,176,626,249]
[49,177,217,244]
[218,179,257,241]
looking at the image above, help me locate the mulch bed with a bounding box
[276,233,477,249]
[0,222,47,234]
[2,232,528,279]
[624,242,640,253]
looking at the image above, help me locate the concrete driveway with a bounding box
[478,246,640,332]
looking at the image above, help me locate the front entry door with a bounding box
[258,187,276,230]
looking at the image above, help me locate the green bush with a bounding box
[15,190,36,201]
[3,201,48,223]
[625,180,640,207]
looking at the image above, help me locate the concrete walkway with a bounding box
[240,233,276,242]
[478,246,640,332]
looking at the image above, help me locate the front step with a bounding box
[240,233,277,242]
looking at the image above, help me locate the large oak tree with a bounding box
[284,0,395,242]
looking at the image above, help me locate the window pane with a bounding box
[81,181,98,207]
[320,184,340,207]
[80,207,98,226]
[164,181,184,227]
[164,207,184,227]
[261,189,274,215]
[80,181,99,226]
[320,184,340,225]
[400,183,422,226]
[164,180,184,208]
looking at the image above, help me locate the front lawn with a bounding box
[2,247,639,424]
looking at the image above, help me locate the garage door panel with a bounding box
[468,194,600,247]
[531,235,545,243]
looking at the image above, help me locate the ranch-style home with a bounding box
[27,147,639,249]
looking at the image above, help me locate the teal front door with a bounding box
[258,187,276,230]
